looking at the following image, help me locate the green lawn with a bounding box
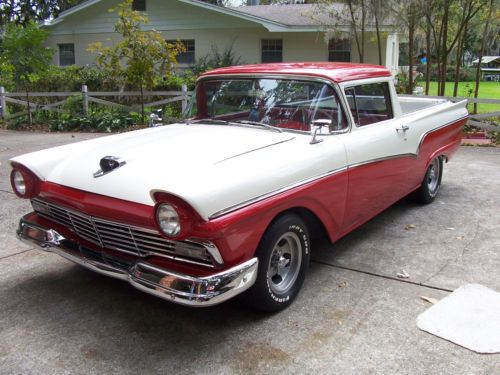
[425,81,500,114]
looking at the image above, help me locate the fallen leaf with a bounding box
[396,269,410,279]
[456,236,465,240]
[405,224,416,230]
[337,281,348,288]
[420,296,439,304]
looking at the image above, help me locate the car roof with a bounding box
[200,62,392,83]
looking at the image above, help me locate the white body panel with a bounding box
[11,124,348,221]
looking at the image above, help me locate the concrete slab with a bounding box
[0,252,498,374]
[0,191,33,258]
[0,131,499,373]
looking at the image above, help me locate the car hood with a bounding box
[12,123,344,220]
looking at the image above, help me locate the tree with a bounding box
[0,1,85,27]
[314,0,367,63]
[0,21,53,124]
[473,0,496,113]
[88,0,183,123]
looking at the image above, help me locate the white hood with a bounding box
[12,123,345,220]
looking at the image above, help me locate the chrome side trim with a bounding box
[208,166,347,219]
[17,216,258,307]
[348,153,416,169]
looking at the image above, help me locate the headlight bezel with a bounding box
[156,203,181,238]
[152,192,200,240]
[10,164,40,199]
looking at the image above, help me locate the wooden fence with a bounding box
[0,85,191,120]
[0,87,497,130]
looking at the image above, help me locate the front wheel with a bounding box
[413,156,443,204]
[242,214,310,312]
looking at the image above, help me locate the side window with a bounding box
[309,85,348,131]
[345,82,393,126]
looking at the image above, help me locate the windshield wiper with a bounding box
[185,118,282,133]
[233,120,282,133]
[184,119,230,125]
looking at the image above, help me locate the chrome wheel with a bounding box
[267,232,302,295]
[427,158,441,196]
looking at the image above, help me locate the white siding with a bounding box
[44,0,389,67]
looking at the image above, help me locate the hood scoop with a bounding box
[93,156,126,178]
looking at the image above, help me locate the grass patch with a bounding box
[424,81,500,114]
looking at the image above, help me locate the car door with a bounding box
[340,81,420,233]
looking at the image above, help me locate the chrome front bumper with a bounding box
[17,216,258,307]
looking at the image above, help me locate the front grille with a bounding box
[31,198,214,267]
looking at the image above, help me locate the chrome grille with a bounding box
[31,198,214,267]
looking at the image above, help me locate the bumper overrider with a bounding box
[17,216,258,307]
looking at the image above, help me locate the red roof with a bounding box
[200,62,392,83]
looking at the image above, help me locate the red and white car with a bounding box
[11,63,468,311]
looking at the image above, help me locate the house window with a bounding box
[344,82,393,126]
[167,39,195,64]
[132,0,146,11]
[58,44,75,66]
[261,39,282,63]
[328,39,351,62]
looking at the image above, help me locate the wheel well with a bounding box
[272,207,328,240]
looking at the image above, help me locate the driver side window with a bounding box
[308,86,348,132]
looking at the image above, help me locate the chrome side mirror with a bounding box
[309,119,331,145]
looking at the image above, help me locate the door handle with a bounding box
[396,125,410,133]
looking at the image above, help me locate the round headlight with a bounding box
[12,170,26,196]
[156,203,181,237]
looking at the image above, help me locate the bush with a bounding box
[191,44,241,75]
[49,110,140,132]
[416,64,477,82]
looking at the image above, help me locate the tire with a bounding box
[242,214,310,312]
[413,156,443,204]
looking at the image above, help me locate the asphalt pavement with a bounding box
[0,130,499,374]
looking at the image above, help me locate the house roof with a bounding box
[472,56,500,64]
[47,0,394,32]
[200,62,392,83]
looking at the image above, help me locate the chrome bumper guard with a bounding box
[17,216,258,307]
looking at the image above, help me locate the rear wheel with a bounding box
[243,214,310,312]
[413,156,443,204]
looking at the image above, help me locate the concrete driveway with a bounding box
[0,130,499,374]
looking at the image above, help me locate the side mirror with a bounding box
[310,119,331,145]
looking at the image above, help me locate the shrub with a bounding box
[191,44,241,75]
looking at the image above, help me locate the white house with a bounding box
[43,0,400,73]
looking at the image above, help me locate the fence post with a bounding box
[0,87,6,119]
[82,85,88,115]
[181,84,188,114]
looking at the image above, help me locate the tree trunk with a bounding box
[360,0,365,63]
[453,23,467,97]
[425,17,431,95]
[473,0,493,114]
[375,10,382,65]
[407,14,415,95]
[439,0,450,96]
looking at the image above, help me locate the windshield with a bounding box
[185,78,348,132]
